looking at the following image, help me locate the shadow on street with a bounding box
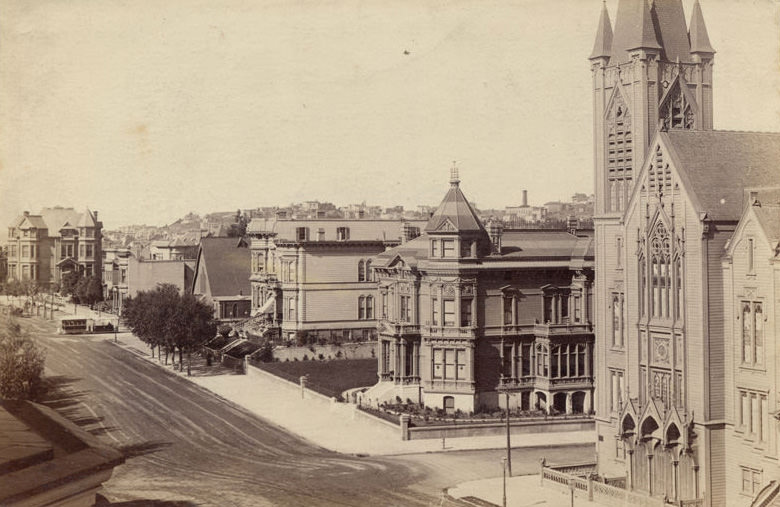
[95,494,196,507]
[117,441,173,459]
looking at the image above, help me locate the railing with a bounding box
[533,322,592,336]
[752,480,779,507]
[550,461,597,477]
[424,326,476,339]
[678,499,704,507]
[540,464,666,507]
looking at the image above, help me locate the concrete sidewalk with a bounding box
[448,475,609,507]
[105,330,594,456]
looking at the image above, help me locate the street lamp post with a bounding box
[502,457,507,507]
[498,386,512,477]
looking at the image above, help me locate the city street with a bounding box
[20,315,593,506]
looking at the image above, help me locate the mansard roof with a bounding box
[589,1,613,60]
[372,230,594,269]
[662,130,780,222]
[424,179,486,234]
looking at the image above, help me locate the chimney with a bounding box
[487,218,503,254]
[94,211,98,221]
[522,190,528,207]
[567,215,578,235]
[400,221,419,243]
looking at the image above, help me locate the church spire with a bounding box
[589,1,613,60]
[610,0,660,64]
[689,0,715,55]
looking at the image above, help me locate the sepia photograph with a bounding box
[0,0,779,505]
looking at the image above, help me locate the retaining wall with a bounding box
[405,417,594,440]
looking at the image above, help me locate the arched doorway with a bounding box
[553,392,567,414]
[535,392,547,412]
[572,391,585,413]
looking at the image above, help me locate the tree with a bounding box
[123,284,216,375]
[74,276,103,306]
[60,270,82,297]
[227,210,247,238]
[0,316,46,400]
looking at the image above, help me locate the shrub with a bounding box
[302,354,308,361]
[0,317,46,400]
[318,353,324,361]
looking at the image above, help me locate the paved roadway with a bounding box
[19,315,593,507]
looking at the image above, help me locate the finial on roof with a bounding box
[450,161,460,187]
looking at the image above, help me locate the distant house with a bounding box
[192,237,251,323]
[118,257,195,315]
[5,207,103,288]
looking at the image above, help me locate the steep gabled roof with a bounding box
[662,130,780,221]
[18,215,47,229]
[196,237,251,297]
[424,177,486,233]
[372,235,428,269]
[76,209,97,228]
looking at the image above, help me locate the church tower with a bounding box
[590,0,714,216]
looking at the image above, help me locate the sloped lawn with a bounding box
[255,358,378,399]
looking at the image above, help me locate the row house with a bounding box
[367,171,595,414]
[5,207,102,288]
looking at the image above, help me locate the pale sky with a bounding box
[1,0,778,230]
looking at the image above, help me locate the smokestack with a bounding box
[522,190,528,207]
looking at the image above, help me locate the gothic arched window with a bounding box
[650,222,672,318]
[606,90,633,212]
[660,80,695,130]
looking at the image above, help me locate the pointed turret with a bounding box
[610,0,660,64]
[688,0,715,55]
[424,166,485,234]
[589,1,613,60]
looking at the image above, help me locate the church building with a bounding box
[589,1,780,505]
